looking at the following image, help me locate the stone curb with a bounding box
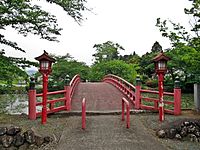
[49,109,155,116]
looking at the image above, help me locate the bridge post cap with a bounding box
[64,74,70,85]
[29,77,35,90]
[136,75,141,85]
[174,77,180,89]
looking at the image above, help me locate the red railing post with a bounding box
[174,77,181,115]
[41,74,48,124]
[174,88,181,115]
[135,85,141,109]
[135,76,141,109]
[122,98,130,128]
[122,99,125,121]
[126,104,130,128]
[28,89,36,120]
[65,86,71,111]
[82,98,86,130]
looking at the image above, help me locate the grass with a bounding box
[141,93,194,110]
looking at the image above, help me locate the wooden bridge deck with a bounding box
[71,82,132,111]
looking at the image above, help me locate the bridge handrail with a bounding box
[103,74,181,116]
[122,97,130,128]
[69,74,81,98]
[140,89,174,96]
[36,90,66,97]
[33,74,81,118]
[103,74,136,104]
[104,74,136,90]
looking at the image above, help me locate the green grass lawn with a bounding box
[141,93,194,110]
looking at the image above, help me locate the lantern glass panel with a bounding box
[158,61,166,70]
[41,61,49,70]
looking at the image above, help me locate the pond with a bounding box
[0,94,28,114]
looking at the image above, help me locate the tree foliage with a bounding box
[92,41,125,64]
[47,54,90,90]
[156,0,200,84]
[0,50,28,87]
[90,60,138,82]
[0,0,88,92]
[0,0,88,51]
[119,51,141,64]
[139,41,163,78]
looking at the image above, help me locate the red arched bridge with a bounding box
[28,74,181,127]
[28,74,181,116]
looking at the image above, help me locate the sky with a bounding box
[1,0,192,66]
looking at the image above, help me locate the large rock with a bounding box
[183,121,191,127]
[1,135,14,148]
[13,134,24,147]
[167,128,177,139]
[35,135,44,146]
[0,127,7,136]
[156,129,165,138]
[189,134,199,142]
[0,126,51,149]
[7,126,21,136]
[23,130,35,144]
[44,136,52,143]
[195,131,200,137]
[188,125,196,133]
[175,134,182,140]
[180,126,188,137]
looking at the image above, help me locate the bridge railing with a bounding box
[28,74,81,120]
[139,87,181,115]
[65,74,81,110]
[82,98,86,130]
[103,74,181,115]
[121,98,130,128]
[103,74,136,105]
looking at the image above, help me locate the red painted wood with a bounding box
[122,98,130,129]
[36,106,66,116]
[164,109,174,114]
[41,74,48,124]
[28,90,37,120]
[141,97,159,102]
[140,105,157,110]
[174,88,181,115]
[82,98,86,130]
[36,90,66,97]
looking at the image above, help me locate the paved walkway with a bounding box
[54,82,167,149]
[71,82,132,111]
[56,115,167,150]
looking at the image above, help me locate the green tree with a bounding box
[156,0,200,84]
[119,51,141,65]
[0,50,28,91]
[92,41,125,64]
[0,0,88,51]
[139,41,163,78]
[0,0,89,92]
[151,41,162,52]
[47,54,90,90]
[90,60,138,82]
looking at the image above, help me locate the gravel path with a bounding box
[56,115,167,150]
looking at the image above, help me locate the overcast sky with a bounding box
[1,0,192,66]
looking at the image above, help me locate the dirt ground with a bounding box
[0,110,200,150]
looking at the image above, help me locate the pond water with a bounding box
[0,94,28,114]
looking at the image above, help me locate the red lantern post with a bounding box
[35,51,55,124]
[153,51,170,122]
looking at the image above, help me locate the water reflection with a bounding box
[0,94,28,114]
